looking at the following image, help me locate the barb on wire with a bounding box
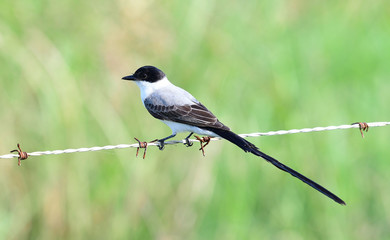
[194,136,212,157]
[134,137,158,159]
[352,122,369,138]
[10,144,29,166]
[1,121,389,164]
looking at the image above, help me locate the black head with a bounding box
[122,66,166,83]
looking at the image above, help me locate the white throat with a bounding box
[135,76,172,101]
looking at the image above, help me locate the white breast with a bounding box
[134,77,217,136]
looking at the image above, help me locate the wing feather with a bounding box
[144,98,229,130]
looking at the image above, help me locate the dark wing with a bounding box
[144,98,229,131]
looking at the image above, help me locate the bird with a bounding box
[122,65,345,205]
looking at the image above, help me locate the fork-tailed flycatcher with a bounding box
[122,65,345,205]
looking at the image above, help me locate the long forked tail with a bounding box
[205,128,346,205]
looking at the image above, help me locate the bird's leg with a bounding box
[194,136,212,156]
[134,138,157,159]
[157,133,177,150]
[184,132,194,147]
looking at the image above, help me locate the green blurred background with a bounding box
[1,0,390,239]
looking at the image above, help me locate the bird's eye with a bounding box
[141,73,147,79]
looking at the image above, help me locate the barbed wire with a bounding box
[1,122,389,163]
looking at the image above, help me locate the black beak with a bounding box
[122,75,137,80]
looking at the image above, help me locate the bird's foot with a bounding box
[184,132,194,147]
[194,136,212,156]
[352,122,369,138]
[134,138,157,159]
[184,137,193,147]
[157,139,165,150]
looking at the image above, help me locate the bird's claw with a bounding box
[352,122,369,138]
[184,138,193,147]
[134,138,157,159]
[194,136,212,156]
[157,140,165,150]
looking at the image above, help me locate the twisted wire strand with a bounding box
[1,121,389,159]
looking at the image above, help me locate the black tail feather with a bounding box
[204,128,345,205]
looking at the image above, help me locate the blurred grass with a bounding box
[1,0,390,239]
